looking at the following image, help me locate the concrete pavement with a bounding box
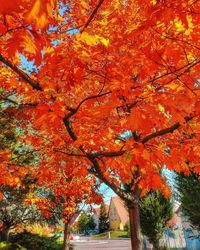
[71,238,131,250]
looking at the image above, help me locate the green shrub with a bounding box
[10,232,62,250]
[0,242,26,250]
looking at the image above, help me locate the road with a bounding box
[71,238,131,250]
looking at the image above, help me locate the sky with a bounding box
[100,184,115,205]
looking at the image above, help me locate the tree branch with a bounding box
[0,97,37,107]
[141,116,194,144]
[155,60,200,91]
[76,91,111,112]
[63,118,77,141]
[54,149,87,158]
[81,0,105,33]
[150,59,200,87]
[87,155,135,202]
[0,54,42,91]
[92,150,125,158]
[64,91,111,120]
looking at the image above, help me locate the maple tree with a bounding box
[0,0,200,249]
[32,165,102,250]
[0,95,101,250]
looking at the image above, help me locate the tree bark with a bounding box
[129,202,142,250]
[0,226,9,242]
[62,223,71,250]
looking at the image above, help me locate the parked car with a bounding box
[86,229,99,235]
[70,234,80,240]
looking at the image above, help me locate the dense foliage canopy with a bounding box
[0,1,200,249]
[0,0,200,200]
[176,172,200,231]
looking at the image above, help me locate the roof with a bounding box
[109,196,129,225]
[93,205,109,216]
[167,213,182,228]
[69,211,81,225]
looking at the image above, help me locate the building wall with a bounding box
[92,213,99,230]
[181,215,200,250]
[109,200,122,230]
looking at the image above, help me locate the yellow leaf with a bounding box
[25,0,49,29]
[185,15,194,35]
[57,14,64,21]
[77,32,109,46]
[187,52,195,63]
[114,0,120,8]
[13,52,20,64]
[158,103,170,118]
[0,68,12,77]
[45,46,54,55]
[15,177,20,183]
[158,103,165,112]
[174,18,184,33]
[108,127,113,139]
[96,35,109,46]
[37,13,47,28]
[46,3,53,17]
[26,0,40,21]
[80,0,88,9]
[77,32,98,45]
[22,34,37,54]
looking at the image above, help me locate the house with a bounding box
[108,196,129,231]
[175,209,200,250]
[92,208,100,231]
[92,206,109,231]
[162,209,186,249]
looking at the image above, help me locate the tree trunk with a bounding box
[0,226,9,242]
[129,202,142,250]
[62,223,71,250]
[152,241,160,250]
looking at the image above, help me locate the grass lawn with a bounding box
[0,242,27,249]
[92,231,129,239]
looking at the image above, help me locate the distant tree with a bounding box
[176,172,200,230]
[0,101,45,242]
[140,191,173,250]
[77,212,96,234]
[123,220,131,238]
[87,216,96,233]
[99,202,109,233]
[0,184,44,242]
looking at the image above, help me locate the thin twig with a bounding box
[0,54,42,91]
[81,0,105,33]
